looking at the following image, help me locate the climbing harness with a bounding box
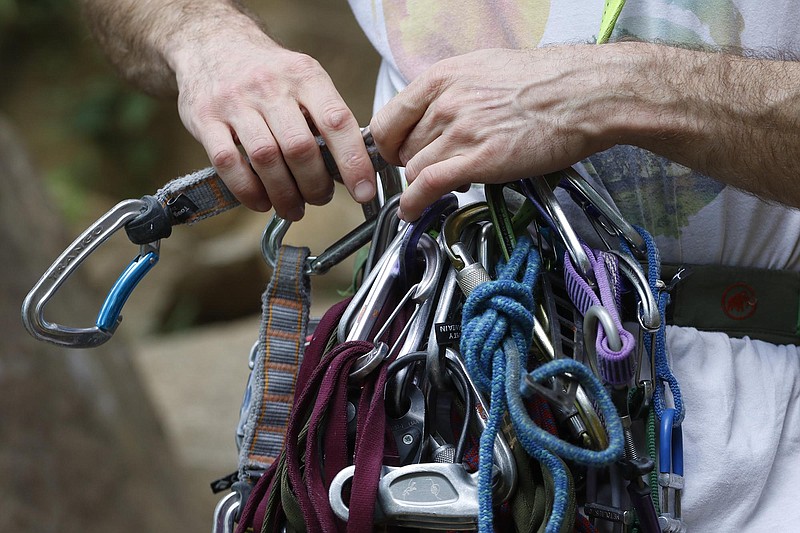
[24,8,694,521]
[23,139,687,532]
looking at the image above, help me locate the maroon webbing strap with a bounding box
[304,350,357,532]
[346,361,392,533]
[285,340,373,531]
[238,290,411,533]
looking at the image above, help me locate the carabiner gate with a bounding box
[21,198,159,348]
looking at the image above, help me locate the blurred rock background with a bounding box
[1,1,379,530]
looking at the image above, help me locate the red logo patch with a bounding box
[721,282,757,320]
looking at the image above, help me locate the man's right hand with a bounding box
[165,13,376,220]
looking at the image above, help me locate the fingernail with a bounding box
[287,205,305,221]
[353,180,375,203]
[397,207,408,221]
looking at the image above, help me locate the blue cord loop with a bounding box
[517,358,624,467]
[623,226,684,426]
[461,235,622,533]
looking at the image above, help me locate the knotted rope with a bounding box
[462,235,625,532]
[460,235,568,532]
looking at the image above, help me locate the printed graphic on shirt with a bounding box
[382,0,550,81]
[585,147,725,240]
[618,0,743,48]
[592,0,744,239]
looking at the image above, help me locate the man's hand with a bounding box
[80,0,376,220]
[371,43,800,221]
[168,19,375,220]
[370,46,615,221]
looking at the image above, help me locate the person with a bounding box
[78,0,800,531]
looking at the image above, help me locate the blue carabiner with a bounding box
[96,246,159,332]
[659,408,685,479]
[658,408,686,532]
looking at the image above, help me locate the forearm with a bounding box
[78,0,270,96]
[603,42,800,206]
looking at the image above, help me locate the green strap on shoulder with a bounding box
[597,0,627,44]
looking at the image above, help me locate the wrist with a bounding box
[595,42,725,156]
[525,43,685,157]
[159,2,279,83]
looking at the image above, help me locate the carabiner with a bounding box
[22,198,159,348]
[608,249,661,332]
[557,167,647,258]
[658,408,686,533]
[442,202,495,297]
[261,212,378,276]
[212,491,240,533]
[517,177,595,284]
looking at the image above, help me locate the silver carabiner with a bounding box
[349,233,442,382]
[339,226,407,344]
[261,212,378,276]
[444,349,517,504]
[212,491,240,533]
[607,249,661,332]
[21,198,159,348]
[582,304,623,378]
[518,177,595,284]
[558,167,647,258]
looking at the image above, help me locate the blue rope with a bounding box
[622,227,684,425]
[514,357,624,468]
[461,235,623,533]
[461,235,539,532]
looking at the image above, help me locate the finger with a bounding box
[370,73,439,165]
[399,155,474,221]
[402,133,448,183]
[262,105,334,207]
[196,121,272,212]
[391,103,452,169]
[230,112,306,221]
[303,91,376,204]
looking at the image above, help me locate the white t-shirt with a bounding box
[350,0,800,269]
[347,2,800,531]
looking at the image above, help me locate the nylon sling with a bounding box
[236,297,353,533]
[239,288,414,533]
[240,245,313,475]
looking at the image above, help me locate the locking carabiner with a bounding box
[22,198,159,348]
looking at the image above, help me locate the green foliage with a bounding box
[70,79,163,197]
[2,0,170,213]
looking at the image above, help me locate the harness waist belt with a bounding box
[663,263,800,346]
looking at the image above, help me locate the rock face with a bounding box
[0,116,203,533]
